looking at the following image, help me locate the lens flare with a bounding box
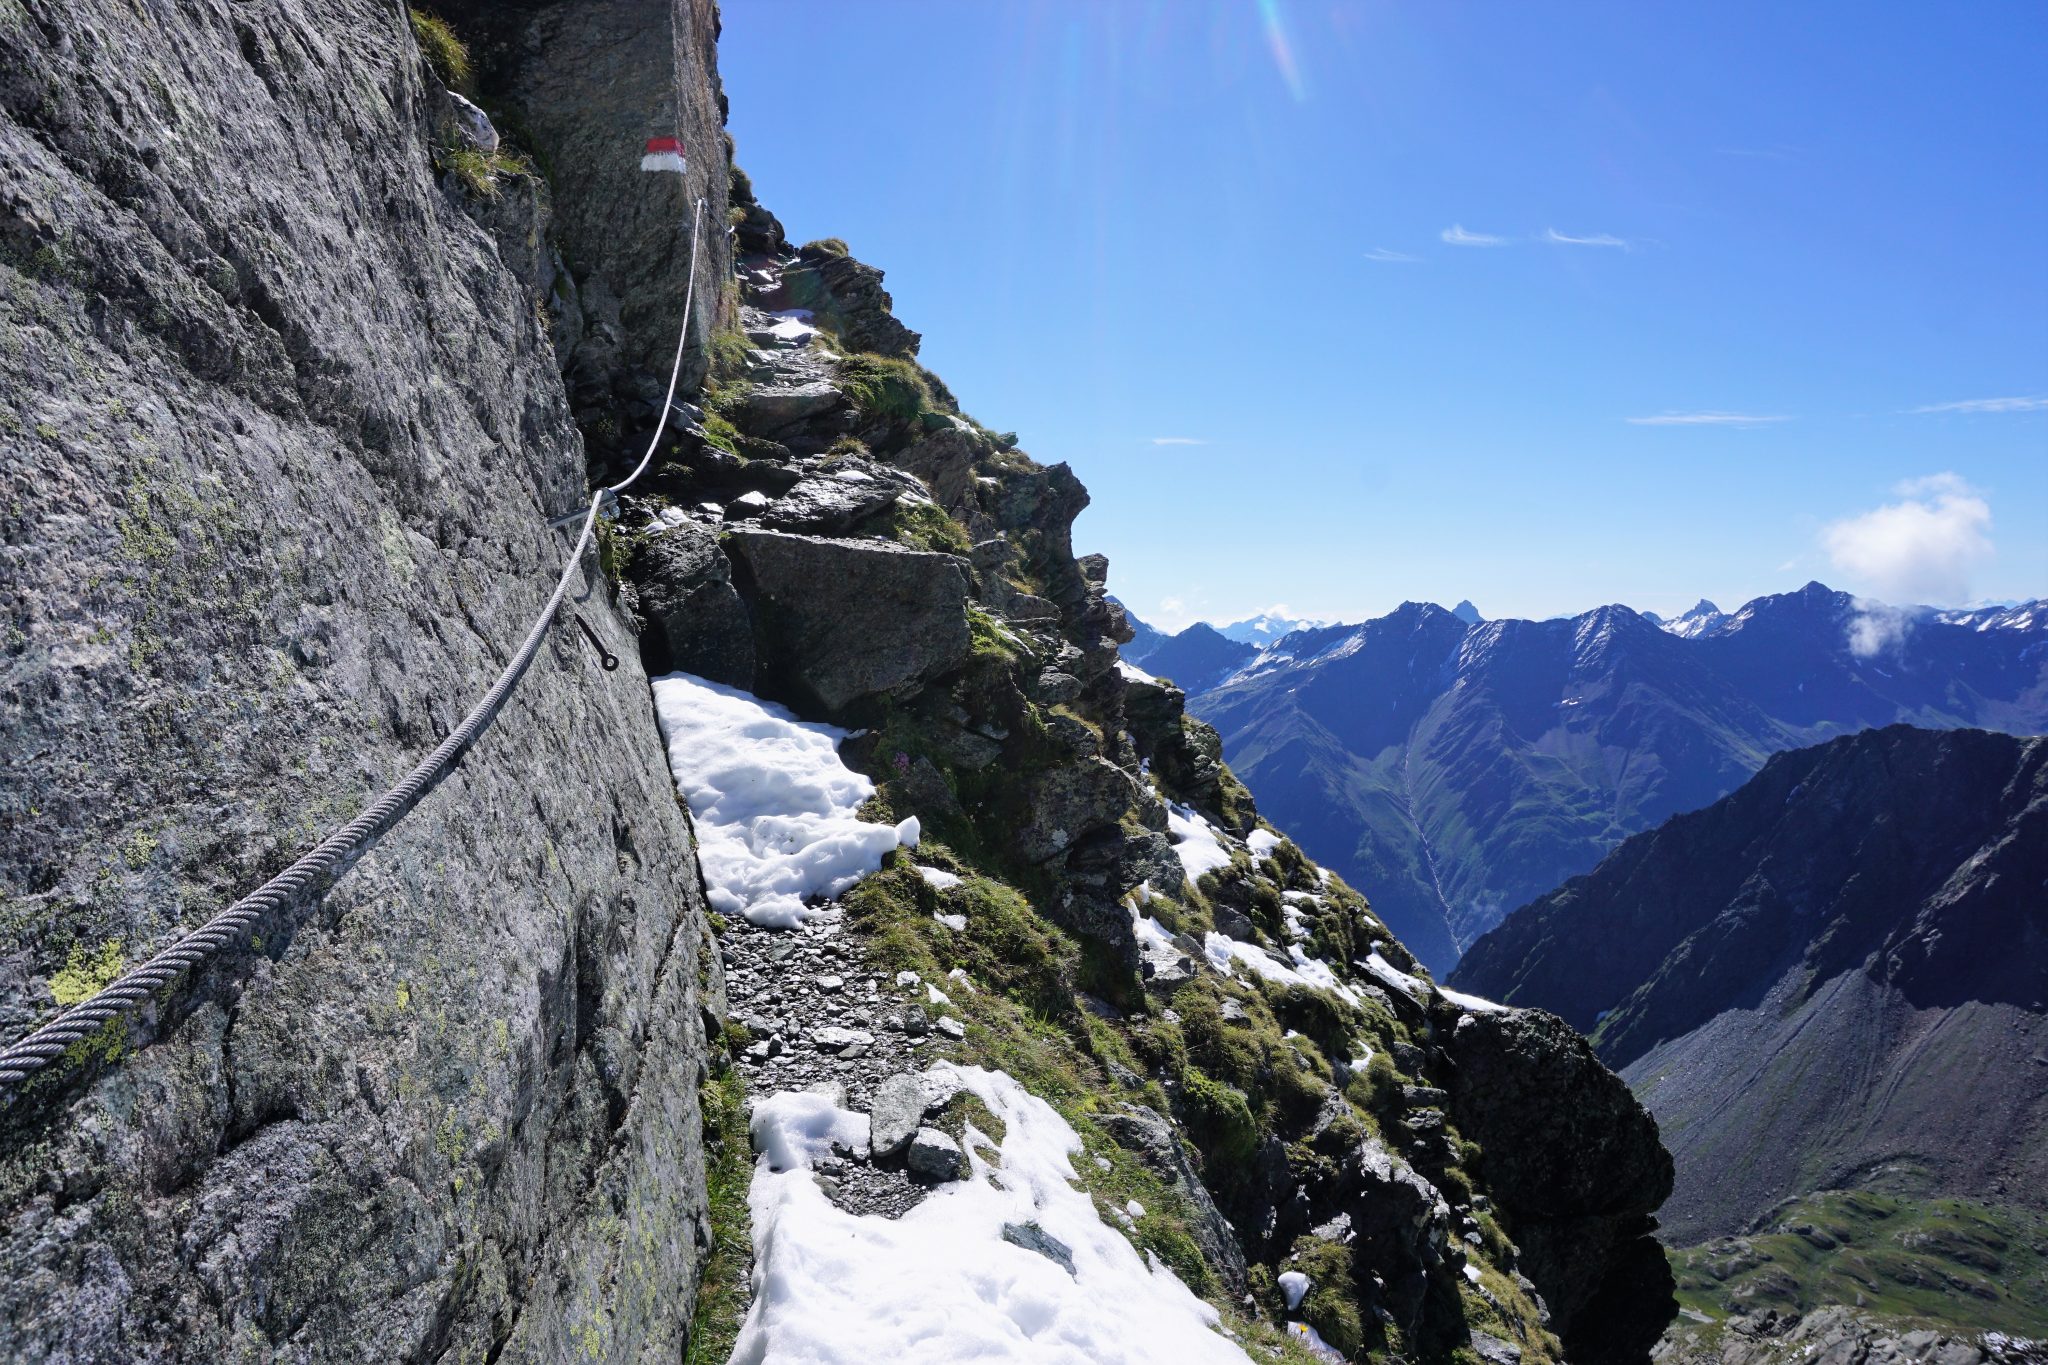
[1255,0,1308,102]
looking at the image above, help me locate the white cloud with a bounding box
[1820,472,1993,607]
[1362,247,1419,263]
[1148,437,1206,446]
[1159,597,1185,614]
[1625,412,1790,426]
[1441,224,1509,246]
[1907,396,2048,415]
[1844,598,1911,658]
[1544,227,1631,249]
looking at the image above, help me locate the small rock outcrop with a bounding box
[1441,1008,1676,1364]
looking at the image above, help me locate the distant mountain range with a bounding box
[1451,726,2048,1244]
[1125,582,2048,971]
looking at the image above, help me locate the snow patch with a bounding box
[1116,658,1160,685]
[650,673,917,928]
[728,1065,1253,1365]
[917,865,963,890]
[1167,804,1234,883]
[1278,1270,1310,1309]
[1245,828,1281,859]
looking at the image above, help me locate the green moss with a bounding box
[408,9,471,90]
[684,1071,754,1364]
[46,940,127,1068]
[1180,1068,1257,1164]
[879,500,973,556]
[838,352,937,421]
[49,939,123,1007]
[1288,1236,1365,1356]
[706,327,753,381]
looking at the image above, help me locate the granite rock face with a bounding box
[0,2,726,1360]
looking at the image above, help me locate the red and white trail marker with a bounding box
[641,136,687,173]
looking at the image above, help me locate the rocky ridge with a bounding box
[614,184,1678,1361]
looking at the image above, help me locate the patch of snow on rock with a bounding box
[728,1065,1254,1365]
[1245,828,1282,859]
[1167,804,1234,883]
[1278,1270,1310,1309]
[650,673,917,928]
[917,865,963,890]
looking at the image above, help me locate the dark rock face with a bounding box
[450,0,735,439]
[1335,1137,1454,1324]
[724,529,972,714]
[1440,1009,1676,1364]
[1101,1104,1250,1298]
[631,520,756,686]
[0,2,724,1360]
[765,241,921,359]
[1456,725,2048,1243]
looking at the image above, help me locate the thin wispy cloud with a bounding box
[1149,437,1207,446]
[1625,412,1790,427]
[1908,396,2048,415]
[1441,224,1509,247]
[1544,228,1631,249]
[1362,247,1419,263]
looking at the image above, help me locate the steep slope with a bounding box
[1451,727,2048,1245]
[1188,588,2048,971]
[1,1,731,1359]
[617,192,1678,1363]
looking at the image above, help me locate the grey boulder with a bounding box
[726,529,971,713]
[906,1128,966,1182]
[869,1073,928,1160]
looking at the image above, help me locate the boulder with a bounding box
[1338,1136,1455,1326]
[906,1128,966,1182]
[868,1073,928,1160]
[1001,1222,1076,1276]
[1012,758,1142,866]
[739,378,843,434]
[629,521,754,687]
[725,529,972,713]
[758,467,901,535]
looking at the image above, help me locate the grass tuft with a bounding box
[408,9,472,91]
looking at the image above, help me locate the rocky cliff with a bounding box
[3,4,1674,1362]
[0,1,729,1359]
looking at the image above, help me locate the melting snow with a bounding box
[1204,934,1361,1006]
[728,1065,1254,1365]
[917,865,964,890]
[1438,984,1508,1014]
[1116,658,1160,685]
[1245,828,1281,859]
[1167,804,1234,883]
[650,673,917,928]
[1360,950,1428,1004]
[1278,1270,1310,1309]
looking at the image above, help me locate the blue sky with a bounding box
[719,1,2047,629]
